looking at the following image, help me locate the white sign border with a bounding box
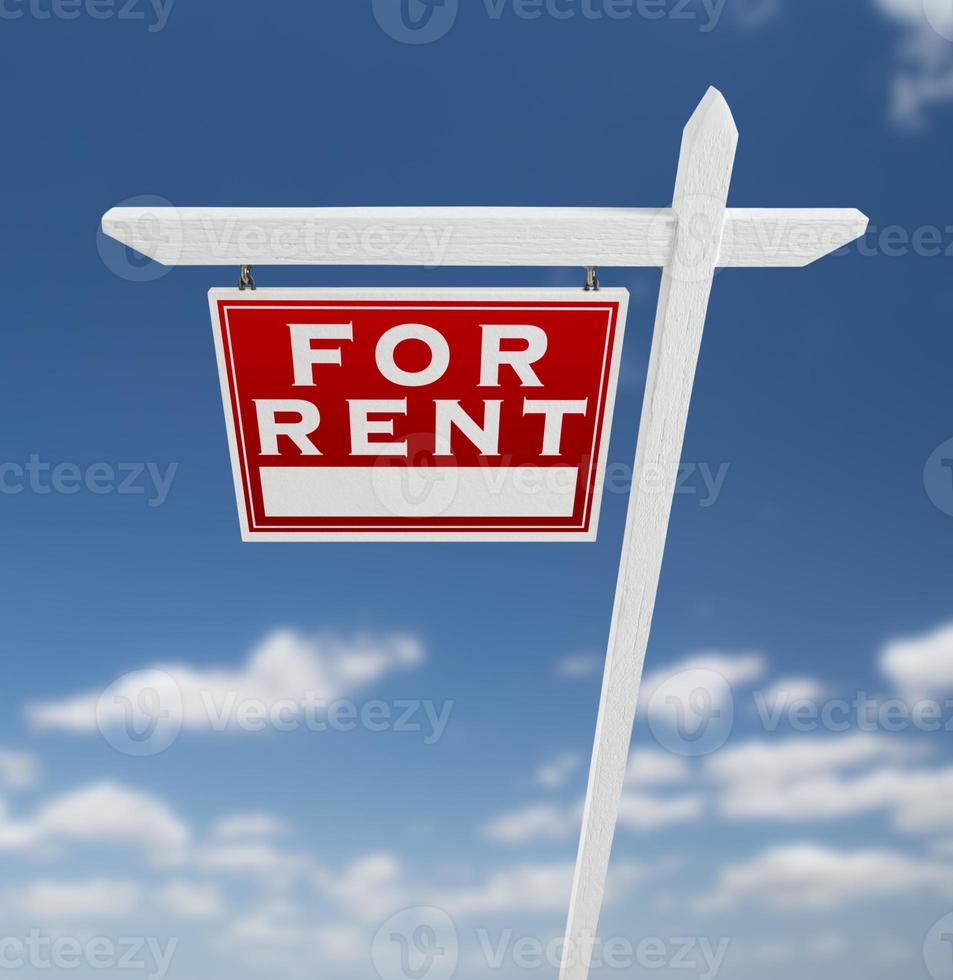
[208,287,629,543]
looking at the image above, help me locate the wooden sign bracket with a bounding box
[102,87,868,980]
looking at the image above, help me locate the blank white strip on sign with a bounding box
[260,467,579,520]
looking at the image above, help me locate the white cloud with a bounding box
[719,764,953,833]
[734,766,946,827]
[536,753,583,789]
[315,926,367,964]
[441,862,578,915]
[877,0,932,21]
[697,843,953,911]
[616,792,704,830]
[0,780,319,898]
[188,852,656,969]
[219,895,363,967]
[320,853,409,923]
[0,782,189,857]
[192,842,313,886]
[706,733,953,835]
[639,652,766,711]
[880,621,953,697]
[756,676,827,711]
[625,749,691,786]
[555,654,603,679]
[484,803,581,843]
[225,900,307,946]
[739,935,847,962]
[706,732,924,785]
[638,652,764,754]
[213,814,290,839]
[26,629,424,735]
[0,751,38,790]
[155,881,225,920]
[871,0,953,127]
[219,900,367,968]
[15,879,142,921]
[735,0,953,128]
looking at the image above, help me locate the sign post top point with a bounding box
[683,87,738,143]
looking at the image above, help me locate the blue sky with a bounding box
[1,1,953,978]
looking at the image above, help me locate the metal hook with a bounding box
[583,266,600,292]
[238,265,257,291]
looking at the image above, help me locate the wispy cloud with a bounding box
[706,733,953,831]
[706,731,926,785]
[639,652,766,711]
[484,802,582,843]
[756,676,827,713]
[191,841,315,888]
[25,629,424,736]
[625,748,692,786]
[155,880,226,920]
[535,752,584,788]
[616,792,705,830]
[880,620,953,697]
[0,750,38,790]
[696,842,953,912]
[871,0,953,127]
[555,653,603,679]
[0,782,189,857]
[212,814,290,840]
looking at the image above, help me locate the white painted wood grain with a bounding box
[558,87,738,980]
[101,205,866,268]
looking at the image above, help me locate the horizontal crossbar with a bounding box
[101,206,868,269]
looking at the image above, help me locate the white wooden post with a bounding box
[559,87,737,980]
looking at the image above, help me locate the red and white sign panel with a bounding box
[209,289,628,542]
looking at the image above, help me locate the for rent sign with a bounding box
[209,289,627,541]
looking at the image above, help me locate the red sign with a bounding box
[209,289,628,541]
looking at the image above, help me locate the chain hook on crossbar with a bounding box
[238,265,257,291]
[583,266,600,292]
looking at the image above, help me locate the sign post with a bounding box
[559,86,736,980]
[102,87,868,980]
